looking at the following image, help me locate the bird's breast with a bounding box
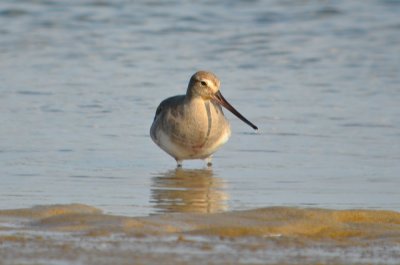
[153,98,231,159]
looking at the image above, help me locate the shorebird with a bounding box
[150,71,258,167]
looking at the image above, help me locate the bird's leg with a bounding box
[176,159,183,168]
[205,156,213,167]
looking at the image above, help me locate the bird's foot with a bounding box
[205,157,212,167]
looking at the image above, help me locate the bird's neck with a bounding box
[185,89,204,102]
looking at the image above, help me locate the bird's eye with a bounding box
[200,81,207,86]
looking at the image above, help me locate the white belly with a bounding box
[150,97,232,161]
[154,125,231,160]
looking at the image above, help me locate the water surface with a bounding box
[1,204,400,265]
[0,0,399,217]
[1,1,400,264]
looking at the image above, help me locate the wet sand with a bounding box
[1,204,399,264]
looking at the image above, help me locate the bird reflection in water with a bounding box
[151,168,228,214]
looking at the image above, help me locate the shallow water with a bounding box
[1,204,400,265]
[1,0,399,217]
[1,1,400,263]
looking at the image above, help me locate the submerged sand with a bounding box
[0,204,399,264]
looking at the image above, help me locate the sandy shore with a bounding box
[1,204,400,264]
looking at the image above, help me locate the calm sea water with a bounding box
[0,0,399,216]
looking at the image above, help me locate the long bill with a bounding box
[213,91,258,130]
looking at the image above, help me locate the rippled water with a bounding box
[1,0,400,217]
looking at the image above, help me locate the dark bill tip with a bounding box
[214,91,258,131]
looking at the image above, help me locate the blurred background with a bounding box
[0,0,399,216]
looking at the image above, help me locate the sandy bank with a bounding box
[1,204,399,264]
